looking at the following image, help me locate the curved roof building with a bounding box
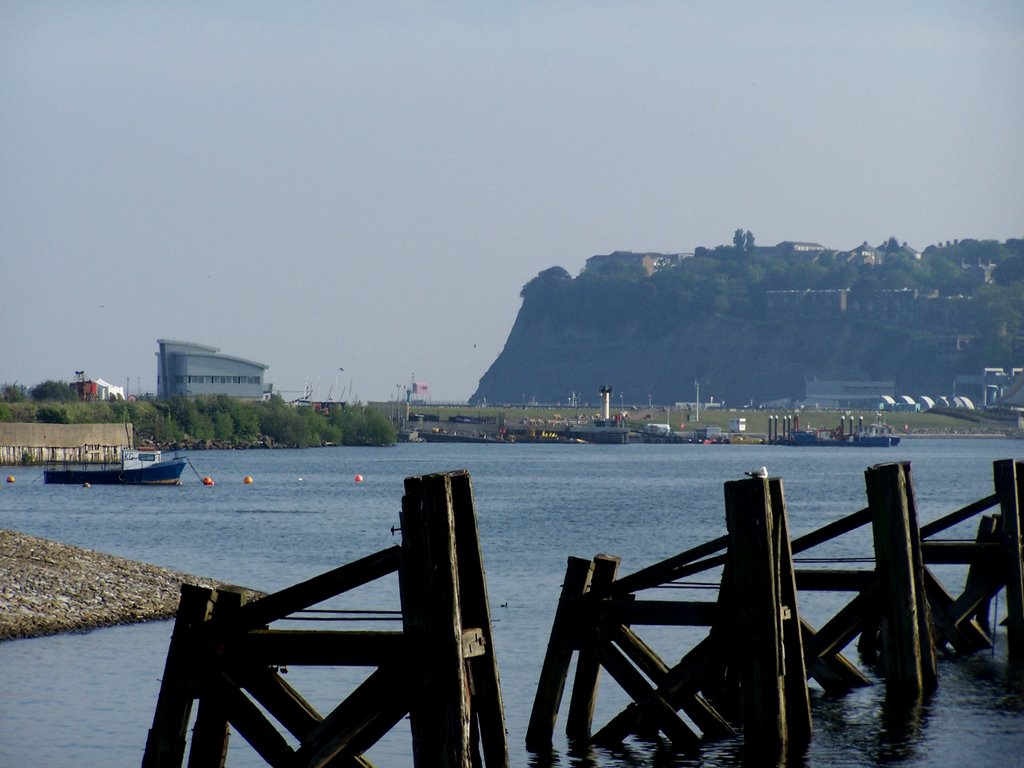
[156,340,270,399]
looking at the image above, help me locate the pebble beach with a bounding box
[0,528,251,641]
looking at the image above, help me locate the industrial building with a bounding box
[802,379,896,409]
[156,340,270,399]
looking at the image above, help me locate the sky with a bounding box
[2,2,1022,403]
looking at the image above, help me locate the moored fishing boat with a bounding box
[43,449,187,485]
[787,416,901,447]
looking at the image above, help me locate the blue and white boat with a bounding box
[43,449,187,485]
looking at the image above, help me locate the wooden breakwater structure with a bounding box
[526,459,1024,758]
[142,469,508,768]
[0,422,132,464]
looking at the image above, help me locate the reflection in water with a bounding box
[875,687,931,764]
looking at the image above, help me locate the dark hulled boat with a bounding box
[44,449,187,485]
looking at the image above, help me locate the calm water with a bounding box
[1,440,1023,767]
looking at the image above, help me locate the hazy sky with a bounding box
[3,2,1022,403]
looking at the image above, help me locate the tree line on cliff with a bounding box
[471,235,1024,407]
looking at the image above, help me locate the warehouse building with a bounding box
[156,340,270,399]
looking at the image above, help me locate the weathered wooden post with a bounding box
[566,554,620,741]
[767,478,813,747]
[865,462,936,693]
[143,585,218,768]
[525,557,594,751]
[401,471,509,768]
[186,589,245,768]
[994,459,1024,660]
[447,470,510,768]
[723,475,811,754]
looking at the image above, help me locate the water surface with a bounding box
[1,439,1022,766]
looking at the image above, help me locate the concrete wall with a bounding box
[0,423,133,465]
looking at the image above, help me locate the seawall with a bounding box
[0,422,134,465]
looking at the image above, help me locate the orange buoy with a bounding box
[243,475,254,484]
[202,476,215,486]
[82,482,91,488]
[354,474,364,483]
[5,475,14,483]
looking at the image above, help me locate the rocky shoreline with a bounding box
[0,528,256,641]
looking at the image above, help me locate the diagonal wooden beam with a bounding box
[606,536,728,596]
[592,626,701,751]
[234,664,322,742]
[211,547,401,636]
[791,506,872,555]
[922,567,991,653]
[211,673,296,768]
[293,664,410,767]
[799,619,872,693]
[920,494,1000,539]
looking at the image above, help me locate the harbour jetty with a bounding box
[0,529,256,641]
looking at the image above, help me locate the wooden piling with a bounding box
[723,475,811,753]
[865,462,936,693]
[401,472,488,768]
[446,470,509,768]
[994,459,1024,660]
[767,478,813,747]
[143,585,218,768]
[187,588,245,768]
[525,557,594,751]
[566,554,620,741]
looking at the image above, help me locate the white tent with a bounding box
[94,378,125,400]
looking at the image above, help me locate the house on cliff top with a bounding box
[585,251,691,277]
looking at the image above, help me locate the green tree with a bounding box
[2,384,26,403]
[30,380,76,402]
[732,228,755,254]
[256,396,315,447]
[994,255,1024,285]
[36,404,70,423]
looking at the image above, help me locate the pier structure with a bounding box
[143,469,508,768]
[140,458,1023,765]
[527,458,1024,758]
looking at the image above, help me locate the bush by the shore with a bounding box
[0,392,396,449]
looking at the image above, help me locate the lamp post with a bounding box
[695,379,700,422]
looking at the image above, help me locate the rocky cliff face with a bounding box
[470,277,974,407]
